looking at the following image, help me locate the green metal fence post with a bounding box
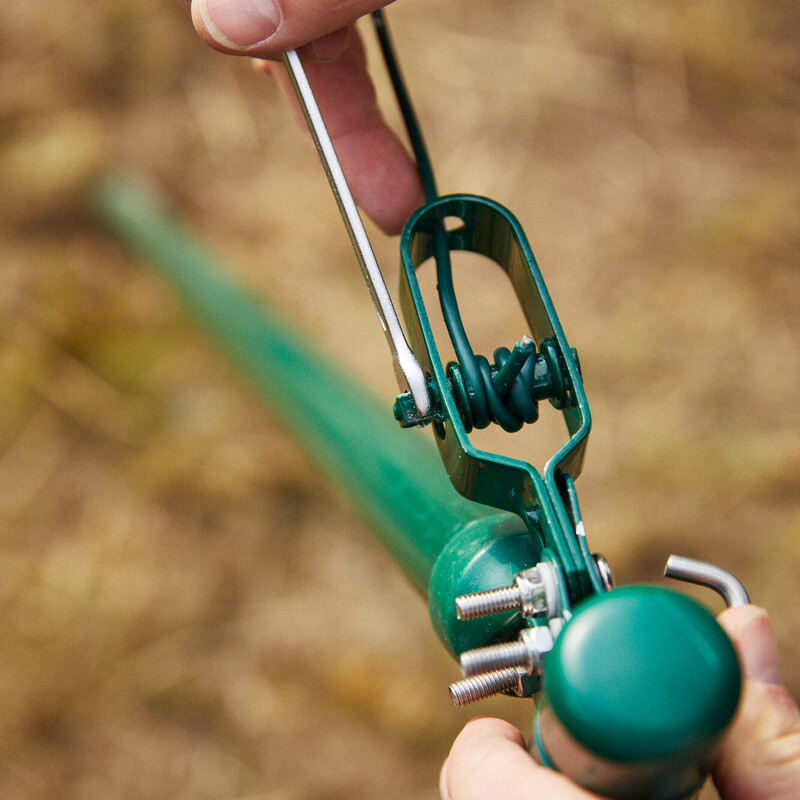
[93,175,539,656]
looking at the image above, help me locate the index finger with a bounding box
[269,28,423,234]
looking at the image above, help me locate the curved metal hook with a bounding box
[665,555,750,608]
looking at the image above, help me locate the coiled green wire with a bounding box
[372,11,543,432]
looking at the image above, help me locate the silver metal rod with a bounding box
[459,640,530,677]
[281,49,431,415]
[665,555,750,608]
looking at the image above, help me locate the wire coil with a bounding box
[447,338,570,433]
[372,10,574,433]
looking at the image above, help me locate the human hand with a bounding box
[177,0,424,234]
[440,604,800,800]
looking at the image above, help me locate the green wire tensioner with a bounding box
[281,12,746,800]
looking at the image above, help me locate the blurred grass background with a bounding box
[1,0,799,798]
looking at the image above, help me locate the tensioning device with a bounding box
[282,12,747,800]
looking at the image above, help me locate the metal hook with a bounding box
[665,555,750,608]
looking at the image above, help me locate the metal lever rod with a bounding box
[665,554,750,608]
[281,49,431,416]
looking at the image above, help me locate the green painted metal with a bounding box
[398,194,602,604]
[532,586,741,799]
[92,175,540,655]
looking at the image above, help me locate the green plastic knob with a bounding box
[533,586,741,800]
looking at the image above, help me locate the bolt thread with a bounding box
[455,585,521,620]
[459,640,530,677]
[448,668,521,707]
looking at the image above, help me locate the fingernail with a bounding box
[733,607,782,686]
[199,0,281,49]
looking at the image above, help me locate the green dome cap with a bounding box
[544,586,741,763]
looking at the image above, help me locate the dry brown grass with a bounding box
[1,1,799,798]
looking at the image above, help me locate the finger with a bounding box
[271,28,423,234]
[719,604,782,685]
[713,605,800,800]
[190,0,393,59]
[295,26,353,63]
[439,756,451,800]
[254,26,353,67]
[442,717,603,800]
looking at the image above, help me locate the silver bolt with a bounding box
[455,563,561,621]
[455,585,522,620]
[448,668,523,707]
[459,625,555,677]
[459,640,529,677]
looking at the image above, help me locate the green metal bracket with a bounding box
[397,194,602,605]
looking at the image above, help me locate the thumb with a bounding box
[714,605,800,800]
[188,0,390,59]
